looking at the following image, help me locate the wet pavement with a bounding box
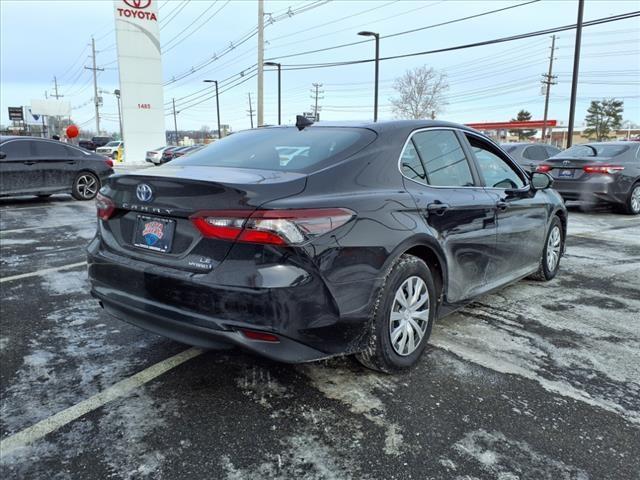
[1,195,639,479]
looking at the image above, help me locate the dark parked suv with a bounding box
[0,136,114,200]
[87,120,566,372]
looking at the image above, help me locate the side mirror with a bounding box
[0,151,6,160]
[531,172,553,190]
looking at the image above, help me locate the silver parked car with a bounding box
[502,142,562,172]
[145,145,174,165]
[538,141,640,215]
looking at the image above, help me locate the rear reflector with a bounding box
[583,164,624,174]
[191,208,355,246]
[241,329,280,343]
[96,192,115,220]
[536,164,552,173]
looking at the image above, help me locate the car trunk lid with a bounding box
[542,156,617,180]
[98,165,307,272]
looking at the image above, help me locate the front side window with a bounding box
[467,136,525,189]
[411,130,475,187]
[1,140,33,158]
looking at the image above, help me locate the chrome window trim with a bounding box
[398,126,491,189]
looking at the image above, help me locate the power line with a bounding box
[276,11,640,70]
[162,1,231,54]
[265,0,542,63]
[167,10,639,119]
[160,0,191,30]
[163,1,331,87]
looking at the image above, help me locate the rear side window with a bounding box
[400,141,427,183]
[34,141,70,158]
[173,127,376,173]
[523,146,549,161]
[1,140,33,158]
[411,130,475,187]
[545,146,561,157]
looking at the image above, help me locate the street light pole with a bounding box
[264,62,281,125]
[358,31,380,122]
[114,89,123,142]
[203,80,222,138]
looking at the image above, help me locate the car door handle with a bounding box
[66,161,76,165]
[426,203,450,215]
[22,161,36,165]
[497,200,509,210]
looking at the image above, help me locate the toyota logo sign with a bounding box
[124,0,151,9]
[136,184,153,202]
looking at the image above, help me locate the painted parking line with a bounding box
[0,347,203,456]
[0,261,87,283]
[0,224,93,235]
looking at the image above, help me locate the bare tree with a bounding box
[390,66,449,119]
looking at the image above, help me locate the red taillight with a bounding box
[241,329,280,342]
[583,165,624,174]
[104,157,114,167]
[536,164,552,173]
[96,192,115,220]
[191,208,355,246]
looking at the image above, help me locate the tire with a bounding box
[529,216,563,281]
[356,254,437,373]
[71,171,100,200]
[621,182,640,215]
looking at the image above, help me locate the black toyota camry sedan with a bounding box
[87,120,567,372]
[0,136,114,200]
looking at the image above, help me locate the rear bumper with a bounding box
[92,287,327,362]
[553,176,626,204]
[87,238,370,362]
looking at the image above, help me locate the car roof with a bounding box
[261,119,481,135]
[579,141,639,146]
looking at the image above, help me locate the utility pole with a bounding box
[172,98,179,145]
[257,0,264,126]
[541,34,557,142]
[247,92,255,128]
[567,0,584,148]
[85,37,104,134]
[311,83,324,121]
[51,76,64,99]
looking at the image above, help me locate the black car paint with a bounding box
[87,121,567,363]
[0,136,114,197]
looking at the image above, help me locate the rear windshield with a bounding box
[502,145,518,153]
[172,127,376,173]
[559,144,629,158]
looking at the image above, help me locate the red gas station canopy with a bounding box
[466,120,557,130]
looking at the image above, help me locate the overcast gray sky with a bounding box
[1,0,638,134]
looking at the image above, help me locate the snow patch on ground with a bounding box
[222,432,369,480]
[236,364,291,408]
[454,429,589,480]
[301,362,404,456]
[431,222,640,425]
[40,268,87,296]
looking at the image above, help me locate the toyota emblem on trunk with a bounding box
[136,184,153,202]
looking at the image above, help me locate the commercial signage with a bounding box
[8,107,23,121]
[114,0,164,163]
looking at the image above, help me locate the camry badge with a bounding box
[136,183,153,202]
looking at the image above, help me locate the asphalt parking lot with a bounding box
[0,195,639,480]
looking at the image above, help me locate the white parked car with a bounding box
[96,141,123,159]
[146,145,174,165]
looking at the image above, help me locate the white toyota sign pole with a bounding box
[113,0,165,164]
